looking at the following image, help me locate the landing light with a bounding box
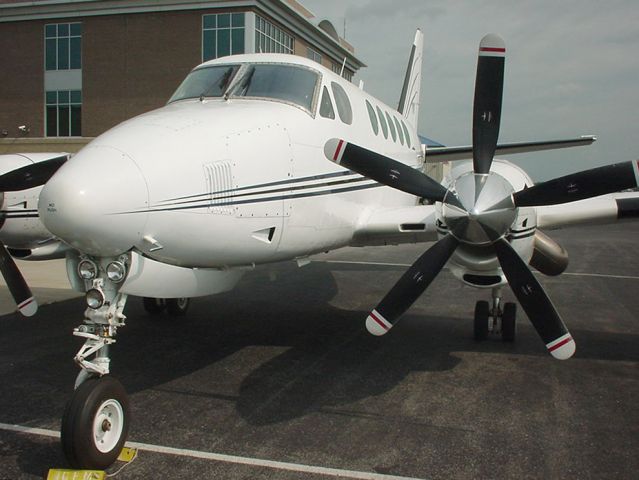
[106,261,127,283]
[78,259,98,280]
[86,288,105,309]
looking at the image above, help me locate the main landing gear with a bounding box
[61,256,131,469]
[473,287,517,342]
[143,297,190,316]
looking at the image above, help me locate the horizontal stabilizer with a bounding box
[425,136,596,163]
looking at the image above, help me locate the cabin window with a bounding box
[401,119,411,148]
[319,86,335,119]
[394,117,404,145]
[385,112,397,142]
[376,106,388,139]
[366,100,378,135]
[331,82,353,125]
[168,65,240,102]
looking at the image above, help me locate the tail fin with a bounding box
[397,29,424,128]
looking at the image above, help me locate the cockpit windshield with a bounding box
[168,65,240,103]
[169,63,319,113]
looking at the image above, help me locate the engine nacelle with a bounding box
[0,153,69,249]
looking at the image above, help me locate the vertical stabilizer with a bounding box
[398,29,423,128]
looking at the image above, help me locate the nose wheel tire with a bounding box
[501,302,517,342]
[474,300,490,341]
[166,297,190,316]
[61,375,129,470]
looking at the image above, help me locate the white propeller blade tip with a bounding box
[18,297,38,317]
[479,34,505,57]
[323,138,346,165]
[365,310,392,336]
[547,333,576,360]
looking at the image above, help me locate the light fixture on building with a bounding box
[18,125,30,134]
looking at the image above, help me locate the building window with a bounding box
[45,23,81,71]
[202,13,245,61]
[307,47,322,64]
[255,15,293,54]
[331,62,352,82]
[46,90,81,137]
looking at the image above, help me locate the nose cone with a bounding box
[39,145,149,256]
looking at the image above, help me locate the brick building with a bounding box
[0,0,365,153]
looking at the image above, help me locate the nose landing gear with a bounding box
[473,287,517,342]
[61,256,131,469]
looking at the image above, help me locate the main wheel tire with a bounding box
[143,297,166,314]
[61,375,129,470]
[474,300,490,341]
[501,302,517,342]
[166,298,190,316]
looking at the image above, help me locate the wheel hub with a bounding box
[442,172,517,245]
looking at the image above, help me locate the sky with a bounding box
[302,0,639,181]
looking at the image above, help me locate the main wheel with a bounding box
[501,302,517,342]
[61,375,129,470]
[474,300,489,341]
[143,297,166,314]
[166,298,190,316]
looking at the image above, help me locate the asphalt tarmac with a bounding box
[0,222,638,479]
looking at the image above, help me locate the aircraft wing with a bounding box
[350,204,439,247]
[537,191,639,230]
[425,136,596,163]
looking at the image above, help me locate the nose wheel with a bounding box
[473,289,517,342]
[61,375,129,469]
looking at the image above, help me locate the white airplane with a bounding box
[1,31,638,470]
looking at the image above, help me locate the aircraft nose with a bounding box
[39,145,149,256]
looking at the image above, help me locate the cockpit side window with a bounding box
[319,86,335,119]
[168,65,240,103]
[330,81,353,125]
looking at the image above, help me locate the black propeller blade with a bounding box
[366,234,459,335]
[472,34,505,175]
[0,243,37,316]
[0,154,67,192]
[514,160,639,207]
[493,238,574,359]
[324,138,448,202]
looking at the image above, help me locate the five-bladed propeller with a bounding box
[0,154,68,316]
[324,34,639,359]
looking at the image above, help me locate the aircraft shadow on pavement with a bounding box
[1,260,637,438]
